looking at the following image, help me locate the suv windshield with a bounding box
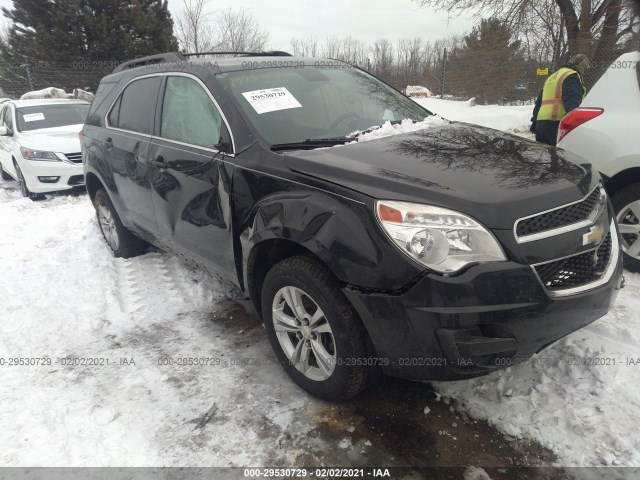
[17,103,90,132]
[218,66,431,145]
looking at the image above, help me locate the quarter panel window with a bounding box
[108,95,121,127]
[110,77,161,134]
[160,76,225,149]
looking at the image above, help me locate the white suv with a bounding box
[0,99,90,199]
[557,51,640,272]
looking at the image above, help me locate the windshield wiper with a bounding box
[271,137,351,151]
[271,121,406,151]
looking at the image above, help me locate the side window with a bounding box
[3,107,14,132]
[108,76,161,134]
[160,76,226,149]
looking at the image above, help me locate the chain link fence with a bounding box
[0,46,635,104]
[367,46,636,105]
[0,59,116,99]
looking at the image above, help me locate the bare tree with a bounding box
[396,38,424,80]
[413,0,634,65]
[322,36,343,58]
[371,39,395,76]
[290,36,320,56]
[216,8,269,52]
[175,0,216,52]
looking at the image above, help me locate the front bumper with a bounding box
[343,255,624,381]
[18,158,84,193]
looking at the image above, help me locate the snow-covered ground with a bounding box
[0,186,321,466]
[414,97,534,137]
[1,98,638,469]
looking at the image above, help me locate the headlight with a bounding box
[20,147,60,161]
[376,200,507,274]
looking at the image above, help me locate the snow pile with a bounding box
[73,88,94,102]
[405,85,433,97]
[435,275,640,466]
[348,116,450,144]
[0,184,316,466]
[20,87,70,100]
[412,97,533,135]
[464,467,492,480]
[19,87,94,102]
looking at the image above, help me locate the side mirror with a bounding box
[0,126,8,136]
[214,141,230,153]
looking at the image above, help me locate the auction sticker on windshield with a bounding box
[23,113,45,122]
[242,87,302,114]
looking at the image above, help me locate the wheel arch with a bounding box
[604,167,640,196]
[246,238,330,319]
[85,171,104,201]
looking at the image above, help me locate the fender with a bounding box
[238,185,424,298]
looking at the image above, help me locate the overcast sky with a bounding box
[0,0,475,51]
[165,0,475,50]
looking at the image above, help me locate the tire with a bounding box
[261,255,370,402]
[0,162,12,181]
[612,183,640,273]
[94,188,148,258]
[14,162,45,200]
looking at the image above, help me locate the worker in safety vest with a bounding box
[531,54,589,146]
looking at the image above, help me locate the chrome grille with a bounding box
[64,152,83,163]
[531,220,620,297]
[535,232,612,291]
[516,187,602,238]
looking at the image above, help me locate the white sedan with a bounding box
[0,99,90,199]
[557,51,640,272]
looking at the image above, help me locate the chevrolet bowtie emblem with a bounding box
[583,225,605,246]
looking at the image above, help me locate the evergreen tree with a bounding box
[447,18,526,104]
[1,0,179,63]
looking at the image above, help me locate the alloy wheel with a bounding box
[97,201,120,251]
[617,200,640,259]
[271,286,336,381]
[15,165,28,197]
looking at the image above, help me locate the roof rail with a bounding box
[182,51,293,58]
[111,50,294,74]
[112,52,187,73]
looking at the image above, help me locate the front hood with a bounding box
[17,124,83,154]
[286,122,595,230]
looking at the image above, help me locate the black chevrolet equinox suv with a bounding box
[82,51,624,401]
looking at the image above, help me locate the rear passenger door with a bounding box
[105,76,161,238]
[147,74,237,279]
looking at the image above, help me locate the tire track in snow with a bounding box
[113,252,192,319]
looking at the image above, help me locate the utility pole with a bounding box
[22,60,34,91]
[440,48,447,99]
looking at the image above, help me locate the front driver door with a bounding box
[147,74,236,279]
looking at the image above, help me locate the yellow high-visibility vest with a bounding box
[537,67,586,121]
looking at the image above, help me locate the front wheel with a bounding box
[261,256,370,401]
[612,184,640,273]
[0,162,12,181]
[94,188,148,258]
[14,162,44,200]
